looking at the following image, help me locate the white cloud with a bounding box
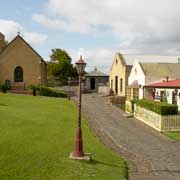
[23,32,48,46]
[32,0,180,54]
[0,19,22,41]
[68,48,118,74]
[0,19,48,47]
[32,14,96,34]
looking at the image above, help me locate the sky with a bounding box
[1,0,180,72]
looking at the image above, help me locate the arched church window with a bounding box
[14,66,23,82]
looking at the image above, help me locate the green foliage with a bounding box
[48,49,78,84]
[39,86,67,98]
[133,99,178,115]
[0,84,8,93]
[29,85,40,96]
[29,85,39,91]
[0,94,128,180]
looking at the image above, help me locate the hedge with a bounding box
[0,84,8,93]
[131,99,178,115]
[39,86,67,98]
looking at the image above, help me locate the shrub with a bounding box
[39,86,67,98]
[29,85,40,96]
[133,99,178,115]
[0,84,8,93]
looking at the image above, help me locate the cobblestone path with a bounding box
[81,94,180,180]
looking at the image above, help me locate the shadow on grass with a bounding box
[78,159,129,179]
[0,103,7,106]
[80,159,122,168]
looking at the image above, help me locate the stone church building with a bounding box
[0,32,47,89]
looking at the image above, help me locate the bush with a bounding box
[132,99,178,115]
[0,84,8,93]
[39,86,67,98]
[29,85,40,96]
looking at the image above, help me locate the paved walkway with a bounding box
[80,94,180,180]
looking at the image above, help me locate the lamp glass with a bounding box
[76,62,86,75]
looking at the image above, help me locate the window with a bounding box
[120,78,123,92]
[134,68,137,75]
[116,59,118,64]
[14,66,23,82]
[126,87,131,100]
[133,88,139,99]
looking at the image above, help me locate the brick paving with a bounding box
[80,94,180,180]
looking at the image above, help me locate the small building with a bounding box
[0,32,47,89]
[144,79,180,110]
[85,67,109,93]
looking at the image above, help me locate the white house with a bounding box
[144,79,180,110]
[127,56,180,100]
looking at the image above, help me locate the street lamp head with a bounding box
[75,56,86,75]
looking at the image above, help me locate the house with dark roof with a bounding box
[85,67,109,93]
[0,32,47,89]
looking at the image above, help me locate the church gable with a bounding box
[0,34,47,88]
[0,35,45,64]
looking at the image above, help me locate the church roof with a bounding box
[0,34,46,64]
[86,67,109,77]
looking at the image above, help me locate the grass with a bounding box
[165,132,180,140]
[0,93,128,180]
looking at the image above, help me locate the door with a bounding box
[115,76,118,94]
[160,91,164,102]
[90,78,95,90]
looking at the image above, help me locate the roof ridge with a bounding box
[0,35,46,64]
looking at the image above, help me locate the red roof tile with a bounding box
[145,79,180,88]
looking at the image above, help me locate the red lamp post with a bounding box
[70,56,91,160]
[68,77,71,100]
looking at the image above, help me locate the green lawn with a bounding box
[165,132,180,140]
[0,93,128,180]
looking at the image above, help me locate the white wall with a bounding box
[128,62,146,99]
[155,88,180,111]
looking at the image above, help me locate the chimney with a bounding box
[0,32,6,53]
[165,76,169,82]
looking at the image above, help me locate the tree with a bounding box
[48,49,78,84]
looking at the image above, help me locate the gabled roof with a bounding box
[139,62,180,78]
[110,53,180,73]
[145,79,180,88]
[122,54,180,65]
[86,67,109,77]
[0,35,46,64]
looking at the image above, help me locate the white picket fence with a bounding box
[134,105,180,132]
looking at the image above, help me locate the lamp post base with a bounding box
[69,152,92,161]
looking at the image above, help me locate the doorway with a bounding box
[115,76,118,94]
[160,91,165,102]
[90,78,95,90]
